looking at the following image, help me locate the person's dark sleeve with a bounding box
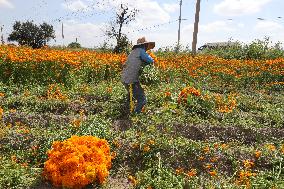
[140,49,154,65]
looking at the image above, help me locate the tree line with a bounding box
[6,4,137,53]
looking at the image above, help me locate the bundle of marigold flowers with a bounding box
[146,50,158,63]
[43,135,112,188]
[178,86,201,104]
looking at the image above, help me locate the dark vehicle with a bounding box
[198,42,239,52]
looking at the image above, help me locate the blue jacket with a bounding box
[121,46,154,84]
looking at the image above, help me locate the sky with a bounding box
[1,0,284,49]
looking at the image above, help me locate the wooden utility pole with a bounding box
[0,25,4,44]
[61,22,65,47]
[192,0,201,55]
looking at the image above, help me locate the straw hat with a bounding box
[134,37,155,50]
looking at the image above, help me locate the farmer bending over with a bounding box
[121,37,155,114]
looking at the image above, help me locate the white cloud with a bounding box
[163,3,180,13]
[181,20,246,47]
[53,0,174,48]
[200,21,236,33]
[53,21,106,47]
[214,0,273,16]
[183,21,237,34]
[135,1,171,26]
[254,21,283,32]
[62,0,89,12]
[0,0,14,8]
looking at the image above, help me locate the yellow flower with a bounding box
[143,145,150,152]
[267,144,276,151]
[243,160,254,169]
[112,140,121,148]
[128,175,138,186]
[106,87,112,93]
[72,118,81,127]
[147,139,155,146]
[9,109,16,113]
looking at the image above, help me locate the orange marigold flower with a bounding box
[43,136,112,188]
[72,118,81,128]
[11,155,17,162]
[0,107,3,120]
[210,157,219,163]
[204,164,212,170]
[203,146,210,153]
[128,175,138,186]
[198,156,205,161]
[209,170,217,177]
[221,143,229,150]
[131,143,139,149]
[175,167,184,175]
[106,87,112,93]
[164,91,171,97]
[178,86,201,104]
[21,162,28,168]
[147,139,155,146]
[214,143,220,149]
[186,169,197,177]
[143,145,150,152]
[112,140,121,148]
[243,160,254,169]
[255,150,261,159]
[267,144,276,151]
[9,109,16,113]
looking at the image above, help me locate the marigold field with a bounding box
[0,45,283,189]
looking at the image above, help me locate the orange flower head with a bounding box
[175,167,184,175]
[255,150,261,159]
[209,170,217,177]
[186,169,197,177]
[43,136,112,188]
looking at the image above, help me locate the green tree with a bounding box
[8,21,55,48]
[67,42,81,49]
[106,4,138,53]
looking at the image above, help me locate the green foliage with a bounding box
[140,65,161,85]
[8,21,55,49]
[137,167,184,189]
[202,37,284,60]
[94,42,114,53]
[185,94,215,118]
[67,42,81,49]
[0,158,41,189]
[1,40,284,188]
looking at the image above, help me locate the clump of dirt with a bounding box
[113,119,132,132]
[171,124,284,145]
